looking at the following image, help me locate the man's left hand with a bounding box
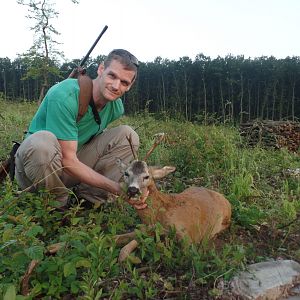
[126,189,149,210]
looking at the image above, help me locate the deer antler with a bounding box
[143,133,166,161]
[126,134,138,160]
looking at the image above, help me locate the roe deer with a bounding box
[116,158,232,262]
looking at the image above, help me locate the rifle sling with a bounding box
[77,74,101,125]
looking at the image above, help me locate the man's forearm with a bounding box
[62,157,121,195]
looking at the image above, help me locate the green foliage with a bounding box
[0,102,299,298]
[0,99,37,159]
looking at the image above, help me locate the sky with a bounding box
[1,0,300,63]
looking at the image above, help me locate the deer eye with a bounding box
[143,176,149,181]
[124,172,129,177]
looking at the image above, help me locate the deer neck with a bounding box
[136,180,175,225]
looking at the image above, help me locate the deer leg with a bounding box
[114,224,150,246]
[115,231,137,246]
[118,239,139,263]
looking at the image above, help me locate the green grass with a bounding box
[0,99,299,299]
[0,99,36,158]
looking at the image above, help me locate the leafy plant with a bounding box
[0,102,299,299]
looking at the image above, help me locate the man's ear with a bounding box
[126,76,136,91]
[97,63,105,76]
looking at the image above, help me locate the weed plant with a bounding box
[0,100,299,299]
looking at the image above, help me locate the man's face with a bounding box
[97,59,136,102]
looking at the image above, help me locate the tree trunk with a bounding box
[2,70,7,100]
[271,80,278,120]
[291,81,295,121]
[239,73,244,124]
[38,83,47,105]
[184,71,188,120]
[279,85,284,120]
[211,86,215,115]
[261,82,269,120]
[202,77,207,125]
[161,73,166,112]
[256,84,260,119]
[247,79,251,121]
[219,78,225,122]
[173,71,181,115]
[229,81,234,123]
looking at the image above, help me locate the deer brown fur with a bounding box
[116,160,232,261]
[138,183,231,243]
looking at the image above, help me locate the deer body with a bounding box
[136,181,231,243]
[117,160,231,247]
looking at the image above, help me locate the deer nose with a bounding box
[127,186,139,197]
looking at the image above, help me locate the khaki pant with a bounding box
[15,125,139,206]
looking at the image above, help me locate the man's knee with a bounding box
[117,125,139,147]
[18,131,62,163]
[15,131,63,190]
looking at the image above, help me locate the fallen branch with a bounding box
[20,242,66,296]
[21,259,39,296]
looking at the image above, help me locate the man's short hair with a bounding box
[104,49,139,73]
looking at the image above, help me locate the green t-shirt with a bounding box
[27,78,124,150]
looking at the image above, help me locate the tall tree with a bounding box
[17,0,78,103]
[0,58,12,100]
[194,54,210,124]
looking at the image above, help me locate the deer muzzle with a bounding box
[127,186,140,198]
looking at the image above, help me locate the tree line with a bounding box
[0,54,299,123]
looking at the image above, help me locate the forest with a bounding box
[1,0,300,297]
[0,53,299,124]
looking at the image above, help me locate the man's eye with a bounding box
[143,176,149,181]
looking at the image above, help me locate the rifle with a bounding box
[69,25,108,78]
[0,25,109,183]
[70,25,108,124]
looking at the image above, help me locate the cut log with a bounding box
[240,120,300,152]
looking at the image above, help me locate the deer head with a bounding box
[117,159,176,200]
[118,132,175,200]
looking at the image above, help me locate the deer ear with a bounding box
[116,158,128,173]
[150,166,176,179]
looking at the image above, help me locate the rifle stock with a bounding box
[0,158,10,183]
[0,141,22,183]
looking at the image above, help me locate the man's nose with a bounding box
[111,79,120,90]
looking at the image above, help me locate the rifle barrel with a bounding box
[79,25,108,67]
